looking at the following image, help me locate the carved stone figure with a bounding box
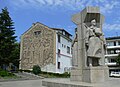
[85,19,105,66]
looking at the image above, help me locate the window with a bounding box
[118,41,120,45]
[67,46,70,54]
[110,59,116,63]
[58,35,61,43]
[71,48,73,54]
[107,42,114,46]
[108,49,120,54]
[64,45,66,48]
[65,32,69,38]
[63,31,65,35]
[116,50,120,54]
[62,44,64,47]
[58,62,60,69]
[107,50,114,54]
[34,31,41,36]
[58,49,60,57]
[114,41,116,46]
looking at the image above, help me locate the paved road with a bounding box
[1,78,120,87]
[0,79,45,87]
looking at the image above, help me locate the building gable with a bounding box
[20,22,56,69]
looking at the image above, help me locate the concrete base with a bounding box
[70,68,83,81]
[83,66,109,83]
[42,78,120,87]
[71,66,109,83]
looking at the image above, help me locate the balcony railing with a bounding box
[107,45,120,49]
[105,62,117,66]
[105,54,118,57]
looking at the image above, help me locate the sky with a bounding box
[0,0,120,41]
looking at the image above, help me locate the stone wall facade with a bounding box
[20,23,56,70]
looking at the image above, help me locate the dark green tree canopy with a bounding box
[0,7,18,68]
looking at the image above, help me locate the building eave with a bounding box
[52,28,72,36]
[106,36,120,40]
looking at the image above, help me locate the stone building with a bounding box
[19,22,72,73]
[105,36,120,74]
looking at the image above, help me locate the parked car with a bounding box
[110,72,120,77]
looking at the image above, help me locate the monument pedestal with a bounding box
[70,68,83,81]
[42,77,120,87]
[82,66,109,83]
[71,66,109,83]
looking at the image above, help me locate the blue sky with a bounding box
[0,0,120,41]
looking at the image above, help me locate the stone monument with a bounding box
[71,6,109,83]
[42,7,112,87]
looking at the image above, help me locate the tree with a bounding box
[0,7,17,69]
[116,54,120,66]
[10,42,20,68]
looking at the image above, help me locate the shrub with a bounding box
[32,65,41,75]
[62,72,70,77]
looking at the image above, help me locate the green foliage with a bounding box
[40,71,70,78]
[32,65,41,75]
[10,43,20,68]
[0,7,19,68]
[116,54,120,66]
[0,69,15,77]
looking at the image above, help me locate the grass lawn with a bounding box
[39,72,70,78]
[0,69,20,80]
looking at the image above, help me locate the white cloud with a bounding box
[100,0,119,13]
[9,0,120,14]
[103,23,120,30]
[46,0,54,5]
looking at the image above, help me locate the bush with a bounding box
[32,65,41,75]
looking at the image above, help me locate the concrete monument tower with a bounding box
[71,6,109,83]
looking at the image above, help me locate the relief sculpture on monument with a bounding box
[84,19,106,66]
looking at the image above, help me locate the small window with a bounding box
[110,59,116,63]
[71,48,73,54]
[116,50,120,54]
[63,31,65,35]
[58,62,60,69]
[64,45,66,48]
[108,50,115,54]
[67,46,70,54]
[62,44,64,47]
[65,33,69,38]
[114,41,116,46]
[107,42,114,46]
[34,31,41,36]
[58,35,61,43]
[58,49,60,57]
[118,41,120,45]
